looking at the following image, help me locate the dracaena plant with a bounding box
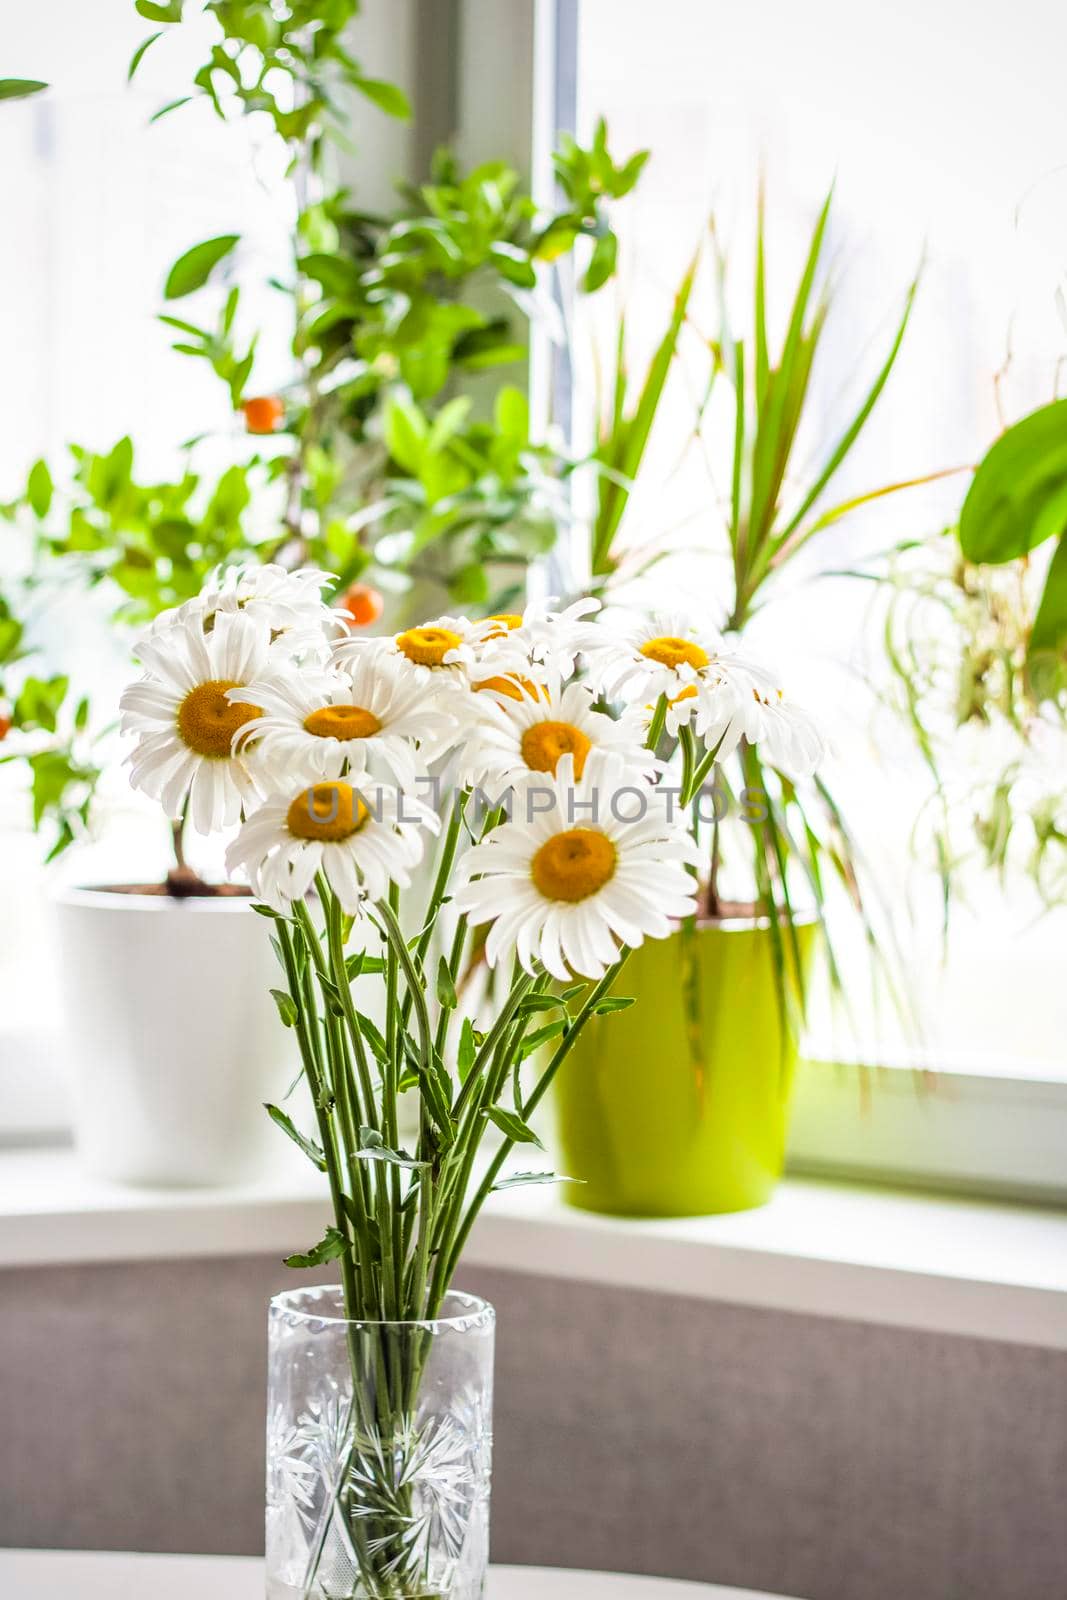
[119,556,822,1594]
[1,0,645,865]
[583,185,935,1029]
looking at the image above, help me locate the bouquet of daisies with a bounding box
[120,566,821,1595]
[121,566,823,1320]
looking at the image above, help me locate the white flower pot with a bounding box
[53,887,298,1186]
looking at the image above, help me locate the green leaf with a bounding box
[164,234,240,299]
[488,241,537,289]
[345,951,386,978]
[532,213,582,262]
[0,615,24,665]
[486,1105,544,1149]
[128,31,163,81]
[492,1170,578,1191]
[591,995,635,1015]
[519,1018,566,1058]
[414,1052,456,1143]
[251,902,280,919]
[135,0,183,21]
[495,385,529,443]
[582,229,618,294]
[269,988,298,1028]
[352,1127,427,1170]
[27,458,52,518]
[15,674,67,733]
[357,1013,389,1063]
[592,248,698,574]
[518,994,564,1015]
[450,563,489,605]
[264,1103,326,1171]
[436,956,457,1010]
[457,1017,477,1084]
[149,96,192,123]
[354,77,411,119]
[1028,532,1067,692]
[426,395,472,453]
[0,80,48,101]
[284,1227,350,1269]
[960,399,1067,564]
[383,391,428,474]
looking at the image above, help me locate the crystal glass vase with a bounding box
[266,1287,495,1600]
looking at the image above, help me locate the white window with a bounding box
[1,1,292,1137]
[560,0,1067,1194]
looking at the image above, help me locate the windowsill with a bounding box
[0,1147,1064,1349]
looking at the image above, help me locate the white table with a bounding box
[0,1550,790,1598]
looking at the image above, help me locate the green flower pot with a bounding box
[553,917,816,1217]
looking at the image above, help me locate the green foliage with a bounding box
[133,0,401,147]
[959,398,1067,692]
[0,594,101,861]
[164,233,240,298]
[265,1102,326,1169]
[159,285,256,406]
[719,186,918,630]
[6,1,644,868]
[0,79,48,100]
[589,251,699,576]
[549,117,648,291]
[960,398,1067,563]
[6,439,272,623]
[879,529,1067,910]
[283,1227,350,1269]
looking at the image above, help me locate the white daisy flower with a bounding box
[474,597,604,681]
[454,750,700,982]
[587,610,734,702]
[335,613,497,683]
[590,611,825,779]
[462,673,657,791]
[228,650,458,792]
[706,681,826,779]
[120,610,271,834]
[226,779,439,916]
[150,564,338,660]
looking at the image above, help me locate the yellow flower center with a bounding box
[475,674,542,702]
[531,828,616,903]
[396,626,463,667]
[640,635,710,671]
[177,680,262,758]
[483,612,524,640]
[286,782,369,843]
[520,720,592,778]
[303,704,382,740]
[670,685,698,707]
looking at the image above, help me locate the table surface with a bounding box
[0,1550,791,1598]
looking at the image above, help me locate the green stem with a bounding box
[436,953,632,1304]
[400,790,465,1035]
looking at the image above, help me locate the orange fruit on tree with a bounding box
[0,715,10,742]
[340,583,384,628]
[241,395,284,434]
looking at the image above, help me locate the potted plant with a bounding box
[553,186,934,1215]
[118,559,813,1594]
[875,396,1067,912]
[1,0,644,1182]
